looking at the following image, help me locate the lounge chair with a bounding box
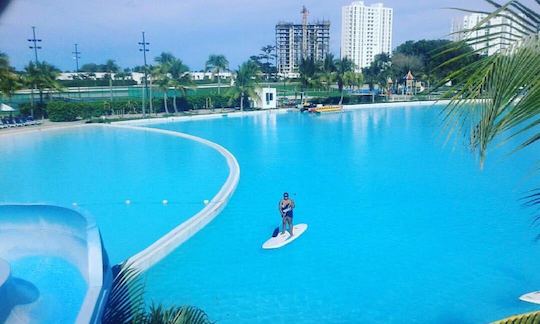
[14,117,27,126]
[21,117,33,126]
[9,118,20,127]
[21,117,35,126]
[25,116,41,125]
[3,118,16,127]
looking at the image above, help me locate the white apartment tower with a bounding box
[451,13,524,56]
[341,1,393,70]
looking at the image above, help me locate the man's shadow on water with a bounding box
[0,277,40,323]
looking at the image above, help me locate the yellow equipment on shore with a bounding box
[310,105,343,113]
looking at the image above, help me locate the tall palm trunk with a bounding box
[142,86,146,117]
[240,91,244,112]
[266,55,270,81]
[149,78,154,115]
[30,86,35,118]
[109,76,113,105]
[163,92,169,114]
[217,68,221,95]
[173,91,178,114]
[338,81,345,105]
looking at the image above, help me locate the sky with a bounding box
[0,0,531,71]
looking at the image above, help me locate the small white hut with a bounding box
[254,88,277,109]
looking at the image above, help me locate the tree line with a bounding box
[361,39,479,93]
[0,50,263,118]
[0,38,480,118]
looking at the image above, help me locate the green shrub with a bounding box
[78,102,105,119]
[45,101,107,122]
[46,101,79,122]
[179,94,237,110]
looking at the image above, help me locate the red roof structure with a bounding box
[405,70,414,80]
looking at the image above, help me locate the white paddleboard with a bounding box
[520,291,540,304]
[262,224,308,249]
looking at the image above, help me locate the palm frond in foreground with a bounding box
[491,310,540,323]
[101,262,145,324]
[142,304,212,324]
[101,262,212,324]
[440,0,540,166]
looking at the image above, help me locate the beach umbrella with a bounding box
[0,103,15,118]
[0,103,15,112]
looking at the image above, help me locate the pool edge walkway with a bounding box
[107,124,241,272]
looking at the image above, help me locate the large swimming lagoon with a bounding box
[2,105,540,322]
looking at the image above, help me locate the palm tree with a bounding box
[343,71,363,93]
[103,59,120,73]
[169,58,193,113]
[298,57,321,105]
[362,53,392,92]
[0,52,22,99]
[334,57,355,105]
[228,60,261,112]
[320,54,336,91]
[153,53,177,113]
[260,45,276,80]
[155,52,176,66]
[144,65,155,114]
[172,75,194,113]
[152,53,175,115]
[153,53,194,114]
[205,54,229,95]
[440,0,540,167]
[24,61,62,106]
[152,63,172,114]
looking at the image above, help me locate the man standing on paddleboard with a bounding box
[278,192,295,236]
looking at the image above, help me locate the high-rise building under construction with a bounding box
[275,6,330,78]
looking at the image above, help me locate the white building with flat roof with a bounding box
[190,71,232,81]
[341,1,393,70]
[57,71,232,84]
[57,72,145,84]
[451,13,525,56]
[254,88,277,109]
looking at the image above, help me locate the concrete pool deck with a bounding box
[0,120,86,136]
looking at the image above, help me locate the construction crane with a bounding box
[301,6,309,59]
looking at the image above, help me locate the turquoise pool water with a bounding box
[7,256,86,323]
[0,205,92,323]
[0,126,227,264]
[143,107,540,323]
